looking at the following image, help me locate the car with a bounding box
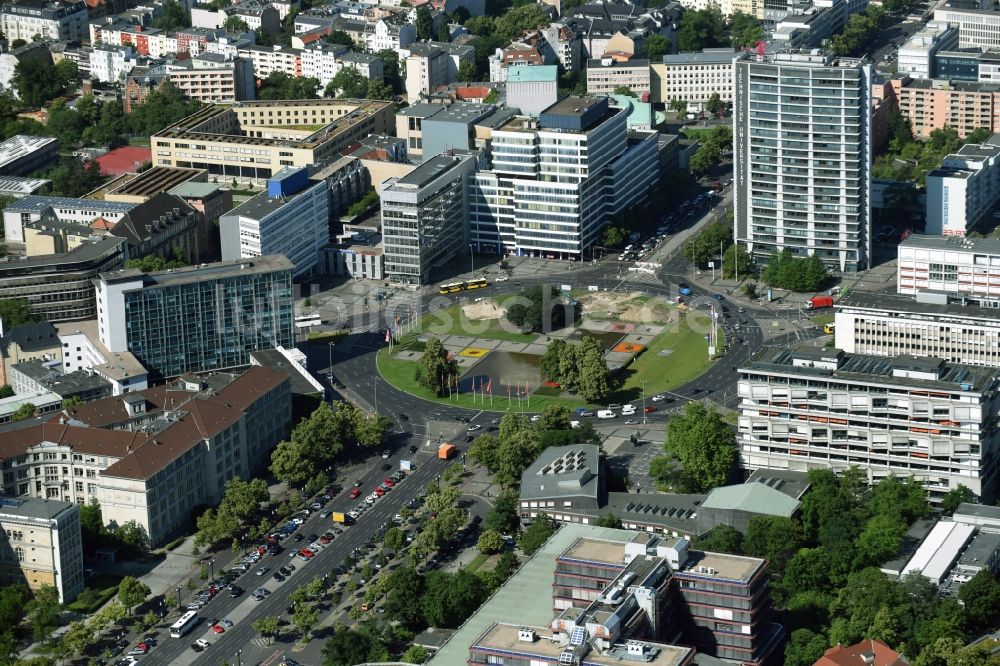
[221,618,234,628]
[279,566,294,576]
[578,410,593,417]
[128,647,147,656]
[375,487,386,497]
[141,637,156,647]
[607,403,622,410]
[196,639,210,649]
[529,415,540,422]
[624,419,639,425]
[354,479,363,487]
[644,406,657,414]
[651,394,665,402]
[382,449,390,458]
[229,586,243,598]
[409,445,419,453]
[273,572,287,582]
[211,624,225,634]
[299,548,315,558]
[310,501,322,510]
[191,643,205,652]
[383,478,395,487]
[514,280,523,286]
[692,388,702,394]
[256,566,270,576]
[496,274,509,282]
[307,533,318,541]
[382,463,392,471]
[350,488,361,499]
[399,413,408,421]
[320,535,331,544]
[320,510,331,518]
[467,424,481,431]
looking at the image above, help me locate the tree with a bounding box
[324,624,383,665]
[292,604,320,637]
[11,402,35,421]
[601,225,628,247]
[457,60,477,82]
[485,489,520,535]
[270,439,315,488]
[677,7,726,52]
[366,79,394,101]
[729,10,763,47]
[682,220,732,267]
[689,141,722,177]
[695,525,742,554]
[477,528,504,554]
[46,101,85,148]
[761,248,828,292]
[421,569,487,628]
[117,576,151,614]
[384,567,426,629]
[664,401,737,492]
[258,71,319,100]
[401,645,430,664]
[518,513,556,555]
[415,6,434,40]
[126,82,201,136]
[642,34,671,59]
[376,49,401,91]
[45,157,105,197]
[940,485,975,515]
[668,98,688,118]
[153,0,191,31]
[61,619,97,657]
[536,404,572,433]
[415,337,458,396]
[125,254,186,272]
[779,548,832,603]
[540,339,566,384]
[612,85,636,98]
[705,92,726,117]
[223,15,250,32]
[0,298,36,328]
[505,285,568,333]
[327,30,355,47]
[437,16,451,42]
[829,5,885,57]
[595,513,622,528]
[784,629,829,666]
[12,58,75,107]
[722,244,752,279]
[251,616,280,645]
[959,570,1000,630]
[384,527,405,552]
[743,516,802,575]
[325,67,368,98]
[577,337,610,402]
[26,585,60,641]
[869,475,929,524]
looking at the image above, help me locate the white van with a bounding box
[621,404,636,416]
[597,410,616,419]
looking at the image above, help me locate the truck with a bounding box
[332,512,353,525]
[804,295,834,309]
[438,443,457,460]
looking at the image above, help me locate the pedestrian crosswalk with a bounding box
[251,637,270,647]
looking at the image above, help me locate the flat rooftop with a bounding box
[838,290,1000,322]
[394,154,470,189]
[678,550,765,583]
[6,195,134,214]
[104,166,205,198]
[900,233,1000,255]
[542,95,606,118]
[0,496,75,521]
[0,176,50,195]
[471,623,692,666]
[225,179,323,221]
[0,135,57,168]
[99,254,294,287]
[662,48,737,65]
[53,319,146,381]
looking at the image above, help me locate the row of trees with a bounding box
[325,68,395,101]
[649,401,737,493]
[689,126,732,177]
[195,477,270,547]
[682,219,732,268]
[539,337,612,402]
[829,5,886,57]
[760,248,829,292]
[270,401,392,490]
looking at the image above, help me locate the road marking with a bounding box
[259,648,282,664]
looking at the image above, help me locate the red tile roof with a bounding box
[455,86,490,100]
[816,640,909,666]
[95,147,153,177]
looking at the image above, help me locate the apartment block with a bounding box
[165,53,255,103]
[220,167,329,277]
[0,136,58,178]
[403,41,475,103]
[1,0,86,43]
[381,153,478,285]
[300,43,384,90]
[835,290,1000,368]
[96,256,295,380]
[897,234,1000,298]
[926,136,1000,236]
[898,22,959,80]
[651,48,735,108]
[890,77,1000,139]
[734,51,872,273]
[0,367,291,547]
[933,7,1000,50]
[88,45,139,84]
[586,57,651,98]
[470,96,659,261]
[0,498,83,603]
[151,100,393,183]
[738,347,1000,502]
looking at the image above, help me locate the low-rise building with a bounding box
[1,367,292,547]
[0,177,50,199]
[835,290,1000,367]
[817,640,909,666]
[925,136,1000,236]
[0,136,58,179]
[2,195,133,245]
[505,64,558,115]
[0,391,61,422]
[55,319,148,396]
[652,48,736,108]
[10,359,112,403]
[220,167,329,277]
[0,323,61,388]
[738,346,1000,502]
[320,232,384,280]
[890,77,1000,139]
[88,45,139,84]
[0,497,83,603]
[898,21,960,80]
[586,57,651,98]
[897,234,1000,299]
[96,256,294,380]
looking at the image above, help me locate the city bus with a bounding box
[438,282,464,295]
[170,611,200,638]
[294,314,322,329]
[465,278,488,290]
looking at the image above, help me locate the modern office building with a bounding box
[738,347,1000,502]
[151,100,393,183]
[1,0,86,43]
[95,256,295,379]
[733,51,872,273]
[933,7,1000,50]
[0,367,291,547]
[0,135,58,178]
[470,96,660,260]
[925,136,1000,236]
[220,167,329,277]
[898,22,960,79]
[651,48,736,108]
[0,497,83,603]
[897,234,1000,298]
[936,49,984,82]
[381,153,478,285]
[835,290,1000,368]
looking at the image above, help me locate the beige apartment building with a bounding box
[586,58,651,98]
[890,77,1000,139]
[0,367,291,546]
[0,497,83,603]
[166,54,255,104]
[151,99,393,182]
[651,48,735,108]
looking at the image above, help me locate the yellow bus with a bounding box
[465,278,488,290]
[823,323,835,334]
[439,282,464,295]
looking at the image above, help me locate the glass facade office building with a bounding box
[97,256,294,379]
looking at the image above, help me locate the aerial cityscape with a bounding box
[0,0,999,663]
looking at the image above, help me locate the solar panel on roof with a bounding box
[570,627,586,646]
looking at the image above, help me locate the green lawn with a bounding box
[377,310,724,411]
[465,552,490,573]
[810,313,835,326]
[419,304,539,344]
[307,330,348,343]
[67,573,123,613]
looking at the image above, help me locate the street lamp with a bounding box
[641,379,647,424]
[235,649,242,666]
[176,586,182,610]
[469,243,475,276]
[208,557,216,582]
